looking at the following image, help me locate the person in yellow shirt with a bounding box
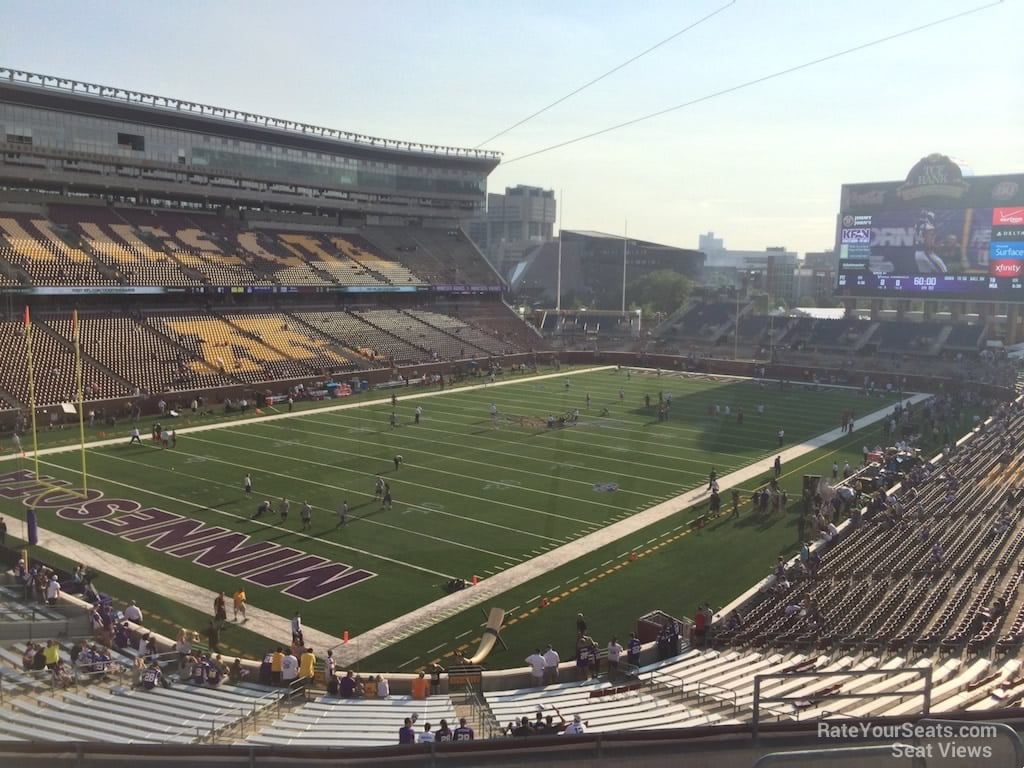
[270,647,284,686]
[233,589,247,622]
[299,647,316,680]
[43,640,60,670]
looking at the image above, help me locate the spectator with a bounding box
[377,674,390,698]
[228,658,246,684]
[627,633,642,667]
[176,628,192,671]
[606,637,623,680]
[206,657,224,686]
[429,663,444,696]
[281,648,299,688]
[525,648,545,686]
[298,647,316,688]
[398,717,416,745]
[542,643,560,685]
[43,639,61,671]
[411,670,429,699]
[21,642,36,671]
[45,574,61,605]
[270,647,284,686]
[123,600,143,624]
[563,713,587,735]
[418,722,435,744]
[324,649,336,683]
[340,669,357,698]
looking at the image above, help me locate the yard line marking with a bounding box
[36,458,458,580]
[566,576,578,584]
[194,430,620,522]
[546,586,561,593]
[398,657,420,670]
[526,595,540,603]
[600,559,613,567]
[90,451,519,561]
[507,605,520,614]
[423,393,769,460]
[271,417,671,497]
[584,568,596,575]
[427,643,446,654]
[455,630,472,640]
[103,444,562,545]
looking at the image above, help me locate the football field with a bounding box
[0,367,903,660]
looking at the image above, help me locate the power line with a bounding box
[474,0,738,148]
[502,0,1003,166]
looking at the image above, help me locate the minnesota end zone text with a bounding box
[0,470,376,601]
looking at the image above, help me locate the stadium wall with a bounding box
[0,350,1010,433]
[0,714,1021,767]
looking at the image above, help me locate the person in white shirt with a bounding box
[418,723,435,743]
[525,649,546,686]
[45,575,60,605]
[377,674,390,698]
[325,649,336,682]
[281,651,298,684]
[563,714,587,735]
[542,644,560,685]
[124,600,143,624]
[129,426,142,445]
[606,637,623,680]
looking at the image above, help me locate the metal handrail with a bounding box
[752,744,916,768]
[752,667,933,739]
[696,680,739,714]
[917,717,1024,768]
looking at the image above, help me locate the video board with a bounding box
[835,155,1024,299]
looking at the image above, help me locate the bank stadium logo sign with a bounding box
[897,153,969,201]
[0,470,376,601]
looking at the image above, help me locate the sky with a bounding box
[1,0,1021,255]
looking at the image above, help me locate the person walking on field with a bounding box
[233,588,247,622]
[214,591,227,627]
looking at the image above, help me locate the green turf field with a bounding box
[0,366,910,665]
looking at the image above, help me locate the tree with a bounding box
[625,270,692,315]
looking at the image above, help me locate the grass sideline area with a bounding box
[0,367,920,666]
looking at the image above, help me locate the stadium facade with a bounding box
[0,68,552,418]
[0,68,499,222]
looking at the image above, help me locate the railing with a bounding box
[645,668,740,717]
[751,667,934,739]
[461,680,503,739]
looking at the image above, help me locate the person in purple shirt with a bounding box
[339,669,357,697]
[453,717,475,741]
[399,717,416,745]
